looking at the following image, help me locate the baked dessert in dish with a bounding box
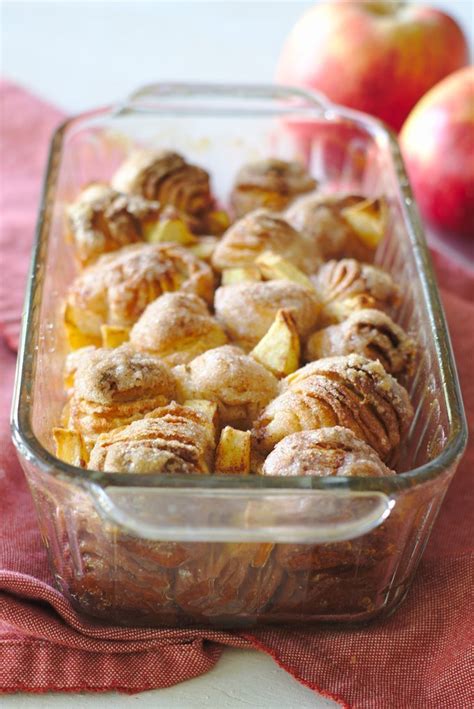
[67,183,162,265]
[173,344,279,429]
[253,354,413,461]
[51,147,422,627]
[130,292,227,366]
[211,208,318,273]
[64,242,215,347]
[305,308,416,378]
[214,279,320,351]
[230,158,317,218]
[286,193,385,263]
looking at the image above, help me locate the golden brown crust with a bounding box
[67,183,161,265]
[67,344,177,447]
[252,354,413,461]
[305,309,416,378]
[214,280,320,351]
[130,292,227,366]
[65,242,215,342]
[262,426,394,477]
[286,193,378,262]
[173,345,279,429]
[211,208,318,273]
[89,402,215,474]
[230,159,317,218]
[111,150,213,226]
[314,258,401,325]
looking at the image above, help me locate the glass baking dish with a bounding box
[11,83,467,628]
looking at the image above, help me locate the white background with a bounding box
[1,1,473,707]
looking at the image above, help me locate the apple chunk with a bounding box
[100,324,130,348]
[215,426,251,475]
[341,198,386,249]
[251,309,300,378]
[256,251,315,291]
[53,427,86,467]
[221,266,262,286]
[145,217,198,246]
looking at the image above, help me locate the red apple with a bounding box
[276,0,469,132]
[400,66,474,239]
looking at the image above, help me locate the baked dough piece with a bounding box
[305,309,416,378]
[173,345,279,429]
[214,280,320,351]
[65,242,215,346]
[130,292,227,366]
[66,344,177,450]
[286,193,382,262]
[253,354,413,461]
[230,158,317,218]
[262,426,394,477]
[314,258,401,326]
[89,402,216,474]
[112,150,213,229]
[67,183,161,265]
[211,208,317,273]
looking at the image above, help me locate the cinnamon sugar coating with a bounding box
[65,242,215,343]
[173,345,279,429]
[286,193,378,262]
[230,158,317,218]
[130,292,227,366]
[214,279,320,351]
[67,183,161,265]
[314,258,401,325]
[305,308,416,378]
[89,402,215,474]
[211,208,318,273]
[112,150,213,228]
[253,354,413,461]
[67,344,177,448]
[262,426,394,477]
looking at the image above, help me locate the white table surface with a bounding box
[1,2,472,707]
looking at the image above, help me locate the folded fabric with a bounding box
[0,80,472,709]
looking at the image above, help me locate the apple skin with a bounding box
[276,1,469,132]
[400,67,474,239]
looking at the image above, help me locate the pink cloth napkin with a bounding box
[0,80,473,708]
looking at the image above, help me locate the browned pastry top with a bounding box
[173,345,279,429]
[214,279,320,350]
[253,354,413,461]
[262,426,395,477]
[71,344,176,405]
[66,241,215,339]
[231,158,317,217]
[130,292,227,366]
[305,308,416,378]
[211,208,318,273]
[67,183,161,265]
[286,193,378,262]
[89,402,215,474]
[314,258,401,324]
[111,149,213,219]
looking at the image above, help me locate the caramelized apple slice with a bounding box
[341,198,386,249]
[256,251,315,291]
[215,426,251,475]
[251,309,300,378]
[101,325,130,348]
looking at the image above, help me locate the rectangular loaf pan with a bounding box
[11,83,467,627]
